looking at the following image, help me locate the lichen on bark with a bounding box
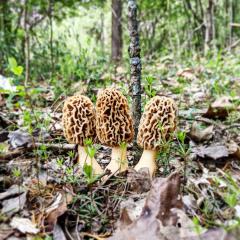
[128,0,142,148]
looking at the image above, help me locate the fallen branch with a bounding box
[0,143,76,161]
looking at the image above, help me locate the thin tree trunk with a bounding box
[0,0,12,67]
[100,10,105,54]
[204,0,215,54]
[128,0,141,149]
[24,0,30,87]
[229,0,233,47]
[49,0,54,81]
[184,0,205,50]
[111,0,122,62]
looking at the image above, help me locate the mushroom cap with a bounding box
[62,95,96,145]
[137,96,177,150]
[96,88,134,147]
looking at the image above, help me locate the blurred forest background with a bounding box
[1,0,240,98]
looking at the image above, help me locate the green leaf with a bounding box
[12,66,23,76]
[83,163,93,179]
[8,57,17,69]
[8,57,23,76]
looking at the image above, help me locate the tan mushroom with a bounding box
[62,95,103,176]
[135,96,177,178]
[96,88,134,174]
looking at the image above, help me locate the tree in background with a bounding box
[111,0,123,62]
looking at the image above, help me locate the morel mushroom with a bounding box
[62,95,103,176]
[96,88,134,174]
[135,96,177,178]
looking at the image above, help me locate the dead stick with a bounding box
[0,143,76,161]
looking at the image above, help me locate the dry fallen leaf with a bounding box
[45,192,73,231]
[195,145,229,160]
[227,141,240,160]
[1,192,27,217]
[177,68,197,81]
[0,185,25,201]
[10,217,39,234]
[109,171,237,240]
[189,122,213,142]
[0,224,14,240]
[8,130,32,149]
[203,96,235,119]
[109,172,183,240]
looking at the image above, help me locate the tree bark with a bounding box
[49,0,54,81]
[204,0,215,53]
[111,0,122,62]
[229,0,233,47]
[128,0,141,147]
[0,0,12,68]
[24,0,30,87]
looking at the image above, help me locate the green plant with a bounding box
[56,157,64,167]
[144,76,156,102]
[157,123,174,176]
[8,57,23,77]
[192,216,204,235]
[83,139,99,184]
[12,167,21,178]
[176,130,190,183]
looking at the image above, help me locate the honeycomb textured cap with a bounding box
[62,95,96,145]
[137,96,177,150]
[96,88,134,147]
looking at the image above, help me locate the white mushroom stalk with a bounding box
[135,96,177,178]
[96,88,134,174]
[62,95,103,176]
[107,143,127,174]
[134,149,157,176]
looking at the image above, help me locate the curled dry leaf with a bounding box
[8,129,50,149]
[227,141,240,160]
[203,96,235,119]
[195,145,229,161]
[110,172,236,240]
[8,130,32,149]
[189,122,214,142]
[109,172,183,240]
[45,192,73,232]
[10,217,39,234]
[195,143,240,161]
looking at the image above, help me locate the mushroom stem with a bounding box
[134,149,157,178]
[106,146,128,174]
[78,145,103,175]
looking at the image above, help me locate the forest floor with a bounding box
[0,53,240,240]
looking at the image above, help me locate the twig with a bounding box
[34,142,76,150]
[223,124,240,132]
[80,232,106,240]
[75,215,82,240]
[65,218,75,240]
[0,148,26,161]
[0,143,76,161]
